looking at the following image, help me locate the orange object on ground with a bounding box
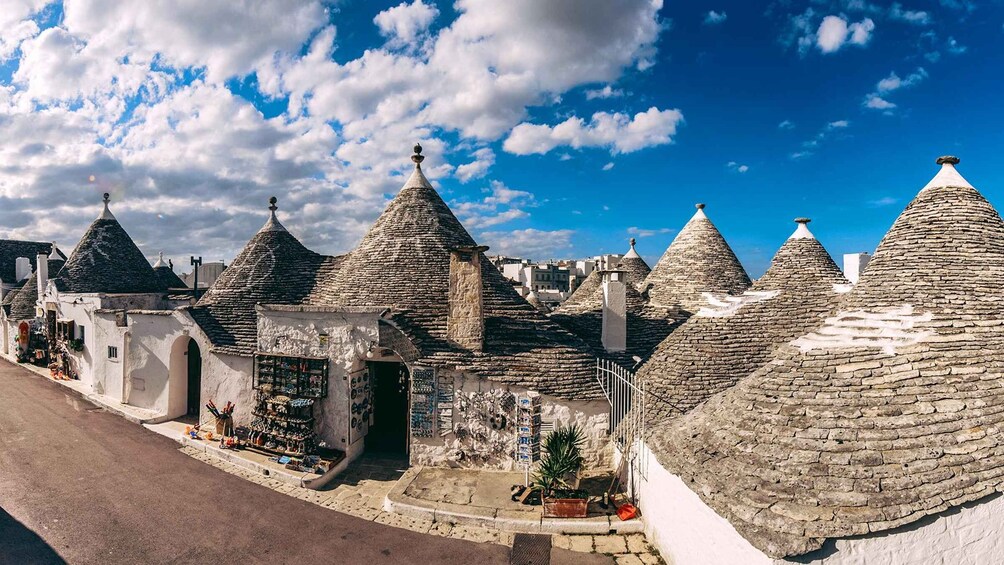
[616,503,638,521]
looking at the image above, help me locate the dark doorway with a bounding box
[187,339,202,417]
[367,361,409,455]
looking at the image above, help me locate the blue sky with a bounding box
[0,0,1001,276]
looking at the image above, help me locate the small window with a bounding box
[77,326,85,342]
[108,346,118,359]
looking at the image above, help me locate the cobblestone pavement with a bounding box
[181,447,665,564]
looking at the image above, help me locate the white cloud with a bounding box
[454,147,495,183]
[865,67,927,111]
[889,3,930,25]
[602,162,615,171]
[726,161,749,173]
[864,95,896,110]
[827,120,849,129]
[627,226,673,237]
[946,36,967,54]
[0,0,49,61]
[778,119,795,130]
[816,15,874,53]
[374,0,440,45]
[584,85,624,100]
[503,106,684,155]
[704,11,727,25]
[452,180,535,228]
[0,0,670,261]
[479,228,574,258]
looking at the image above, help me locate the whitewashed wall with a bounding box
[637,440,1004,565]
[257,307,381,454]
[410,372,611,471]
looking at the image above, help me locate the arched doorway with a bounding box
[186,339,202,417]
[169,335,203,420]
[366,360,410,455]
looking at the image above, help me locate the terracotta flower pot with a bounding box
[542,497,588,518]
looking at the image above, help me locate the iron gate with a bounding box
[596,359,647,481]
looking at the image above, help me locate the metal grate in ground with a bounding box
[510,533,551,565]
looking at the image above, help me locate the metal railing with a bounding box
[596,359,647,481]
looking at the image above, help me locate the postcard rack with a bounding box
[253,352,329,398]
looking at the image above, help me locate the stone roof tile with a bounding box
[649,157,1004,558]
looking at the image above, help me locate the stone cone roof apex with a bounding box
[98,192,115,220]
[922,157,972,191]
[403,164,434,190]
[789,218,815,240]
[152,251,167,268]
[623,237,641,259]
[48,242,60,260]
[261,196,288,233]
[692,203,708,221]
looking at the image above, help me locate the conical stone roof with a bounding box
[649,157,1004,558]
[9,256,65,321]
[312,146,599,399]
[618,238,651,290]
[551,239,684,366]
[643,203,751,312]
[639,218,848,423]
[152,252,187,290]
[189,197,343,356]
[54,194,163,294]
[525,291,550,314]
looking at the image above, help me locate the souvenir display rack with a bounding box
[253,352,329,398]
[515,392,542,465]
[248,387,317,456]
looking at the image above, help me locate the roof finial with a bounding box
[790,217,815,240]
[696,203,705,210]
[98,192,115,220]
[153,251,167,269]
[411,143,425,166]
[936,155,960,166]
[49,241,60,260]
[261,196,287,232]
[629,237,636,248]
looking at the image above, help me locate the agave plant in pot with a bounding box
[534,425,589,518]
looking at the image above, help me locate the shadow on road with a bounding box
[0,506,66,565]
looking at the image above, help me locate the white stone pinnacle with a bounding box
[153,251,167,268]
[922,161,973,192]
[790,223,815,240]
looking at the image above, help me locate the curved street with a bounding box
[0,359,590,565]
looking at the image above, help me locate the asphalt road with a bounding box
[0,360,532,565]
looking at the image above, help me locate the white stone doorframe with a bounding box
[167,334,201,420]
[596,359,647,500]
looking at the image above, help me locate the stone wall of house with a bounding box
[256,308,381,454]
[410,371,611,471]
[447,250,484,351]
[637,439,1004,565]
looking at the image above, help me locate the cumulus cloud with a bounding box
[479,228,574,258]
[778,119,795,130]
[864,67,927,111]
[816,15,874,53]
[726,161,749,173]
[889,3,930,25]
[627,226,672,237]
[374,0,440,45]
[454,147,495,183]
[0,0,667,261]
[452,180,535,228]
[704,11,727,25]
[503,106,684,155]
[584,85,624,100]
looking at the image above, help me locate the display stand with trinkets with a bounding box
[515,391,542,487]
[348,367,372,445]
[249,352,329,457]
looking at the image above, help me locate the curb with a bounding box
[384,469,644,535]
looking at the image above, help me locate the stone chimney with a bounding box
[601,269,627,353]
[843,252,872,284]
[36,246,50,301]
[448,245,489,351]
[15,257,31,281]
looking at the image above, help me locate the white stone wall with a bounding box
[410,372,611,471]
[256,308,381,452]
[637,439,1004,565]
[636,441,774,565]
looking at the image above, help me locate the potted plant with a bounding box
[534,425,589,518]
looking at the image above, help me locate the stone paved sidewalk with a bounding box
[180,447,664,564]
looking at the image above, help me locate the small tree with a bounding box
[533,424,586,498]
